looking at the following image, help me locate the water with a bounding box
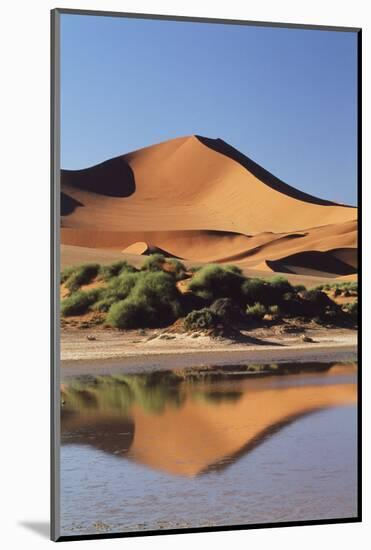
[60,362,357,536]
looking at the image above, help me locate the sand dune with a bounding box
[61,135,357,277]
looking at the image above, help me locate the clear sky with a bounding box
[60,14,358,205]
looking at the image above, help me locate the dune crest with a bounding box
[61,135,357,278]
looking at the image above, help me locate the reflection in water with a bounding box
[60,362,357,535]
[62,363,356,477]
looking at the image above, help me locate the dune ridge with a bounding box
[61,135,357,278]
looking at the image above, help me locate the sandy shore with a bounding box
[60,327,357,376]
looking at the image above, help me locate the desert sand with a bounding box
[61,325,357,368]
[61,135,357,279]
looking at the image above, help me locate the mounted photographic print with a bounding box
[51,9,361,542]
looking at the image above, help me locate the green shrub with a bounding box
[184,308,220,331]
[241,278,267,305]
[242,277,293,307]
[105,271,182,328]
[224,265,243,275]
[210,298,245,325]
[60,265,77,284]
[315,282,357,293]
[188,264,244,302]
[131,271,182,319]
[106,271,139,298]
[141,253,166,272]
[99,260,137,280]
[246,302,266,320]
[61,289,101,316]
[301,289,336,309]
[269,276,294,299]
[91,296,117,313]
[188,265,202,273]
[106,297,156,329]
[64,263,100,292]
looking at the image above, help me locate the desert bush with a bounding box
[300,289,336,309]
[106,297,156,329]
[242,277,294,307]
[315,282,357,294]
[184,308,220,331]
[106,271,139,298]
[188,264,244,302]
[61,289,101,316]
[131,271,182,320]
[141,253,166,272]
[246,303,266,320]
[181,291,209,315]
[210,298,245,326]
[99,260,137,280]
[241,278,267,305]
[91,296,117,313]
[64,263,100,292]
[224,265,243,275]
[60,265,77,284]
[91,272,140,313]
[105,271,182,328]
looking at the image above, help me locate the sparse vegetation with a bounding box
[60,260,357,331]
[315,281,357,294]
[141,253,166,272]
[246,302,266,320]
[184,308,220,331]
[61,288,101,316]
[64,263,100,292]
[60,265,77,284]
[209,298,245,326]
[188,264,244,302]
[105,271,182,329]
[98,260,137,280]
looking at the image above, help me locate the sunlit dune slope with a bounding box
[61,135,357,276]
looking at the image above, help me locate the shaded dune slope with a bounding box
[61,135,357,277]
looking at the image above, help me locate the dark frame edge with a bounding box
[53,7,361,33]
[356,27,362,523]
[51,7,61,543]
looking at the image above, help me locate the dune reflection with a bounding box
[61,364,356,477]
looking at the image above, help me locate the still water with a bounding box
[60,363,357,536]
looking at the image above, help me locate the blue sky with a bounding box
[60,14,358,205]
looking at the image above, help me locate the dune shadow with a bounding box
[267,249,356,276]
[19,521,49,539]
[61,192,84,216]
[196,135,352,208]
[61,156,135,197]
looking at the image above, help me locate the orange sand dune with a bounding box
[61,135,357,277]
